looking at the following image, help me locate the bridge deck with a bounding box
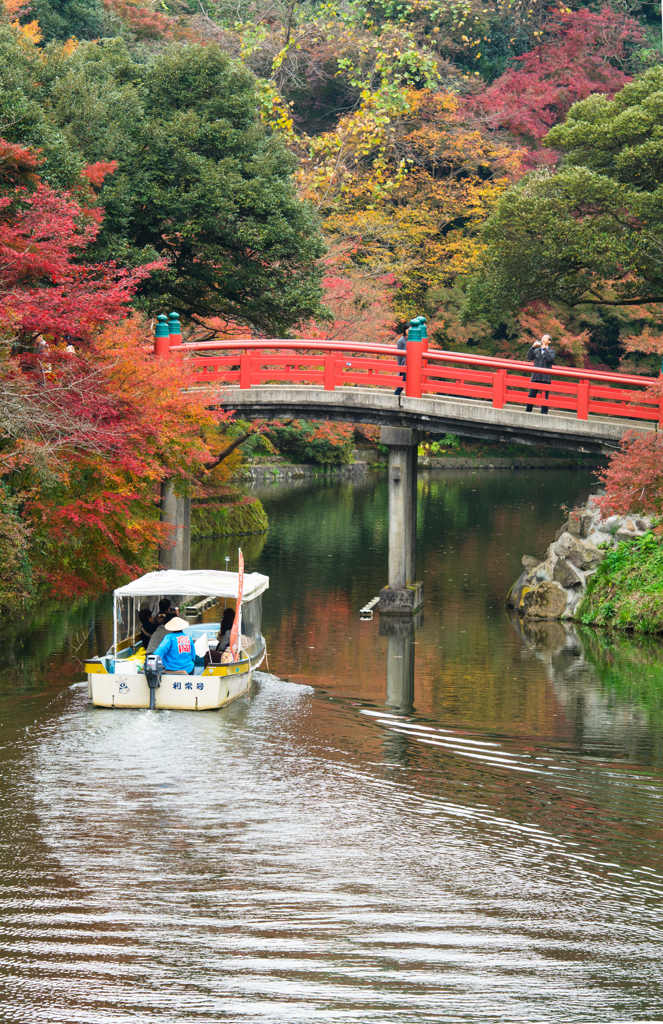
[212,385,655,453]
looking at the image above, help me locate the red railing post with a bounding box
[577,380,589,420]
[240,352,251,389]
[324,354,336,391]
[492,369,506,409]
[406,320,423,398]
[154,314,170,357]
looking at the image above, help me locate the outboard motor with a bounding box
[144,654,163,710]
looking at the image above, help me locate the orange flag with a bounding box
[228,549,244,660]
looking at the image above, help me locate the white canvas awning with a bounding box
[113,569,269,602]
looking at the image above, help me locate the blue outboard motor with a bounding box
[144,654,163,710]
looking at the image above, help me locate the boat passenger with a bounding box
[203,609,236,667]
[152,616,195,674]
[138,608,157,649]
[218,608,235,651]
[146,610,177,654]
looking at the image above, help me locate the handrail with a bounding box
[170,339,656,389]
[158,333,662,427]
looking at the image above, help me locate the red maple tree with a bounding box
[0,138,160,344]
[469,6,642,160]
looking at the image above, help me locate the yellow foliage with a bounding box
[299,87,522,315]
[12,17,42,44]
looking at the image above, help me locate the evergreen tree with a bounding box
[25,0,104,40]
[465,68,663,323]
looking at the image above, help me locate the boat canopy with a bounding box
[113,569,269,601]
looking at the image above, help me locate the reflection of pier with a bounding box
[381,610,424,714]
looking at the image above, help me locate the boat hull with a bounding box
[87,650,264,711]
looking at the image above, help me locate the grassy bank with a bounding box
[578,533,663,633]
[191,496,268,540]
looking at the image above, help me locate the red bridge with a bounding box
[155,317,660,453]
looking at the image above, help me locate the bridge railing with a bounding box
[161,337,662,426]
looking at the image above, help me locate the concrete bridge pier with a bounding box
[378,426,424,615]
[159,480,191,571]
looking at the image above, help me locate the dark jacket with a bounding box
[527,344,556,384]
[396,334,407,367]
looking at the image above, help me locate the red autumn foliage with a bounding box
[20,317,222,595]
[596,399,663,516]
[470,6,642,159]
[101,0,173,39]
[300,260,397,345]
[0,139,160,342]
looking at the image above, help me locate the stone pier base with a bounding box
[378,582,424,615]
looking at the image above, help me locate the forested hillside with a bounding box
[2,0,663,608]
[4,0,663,367]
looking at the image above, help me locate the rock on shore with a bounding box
[507,496,651,620]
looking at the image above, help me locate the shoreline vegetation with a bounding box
[191,494,269,540]
[508,495,663,633]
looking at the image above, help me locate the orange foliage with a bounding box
[517,306,590,366]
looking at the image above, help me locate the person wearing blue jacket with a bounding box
[152,616,195,674]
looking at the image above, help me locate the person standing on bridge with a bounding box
[394,324,407,397]
[526,334,555,414]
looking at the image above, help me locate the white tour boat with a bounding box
[84,567,269,710]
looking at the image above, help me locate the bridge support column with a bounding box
[378,426,423,615]
[159,480,190,571]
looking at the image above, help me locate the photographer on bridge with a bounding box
[525,334,556,415]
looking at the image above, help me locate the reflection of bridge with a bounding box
[156,320,660,612]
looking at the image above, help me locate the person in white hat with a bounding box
[151,616,195,674]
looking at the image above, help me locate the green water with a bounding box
[1,468,663,1022]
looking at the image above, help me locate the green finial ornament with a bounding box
[408,318,421,342]
[168,312,181,335]
[155,314,169,338]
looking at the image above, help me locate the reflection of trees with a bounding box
[192,529,268,568]
[0,593,112,696]
[577,628,663,733]
[511,613,659,763]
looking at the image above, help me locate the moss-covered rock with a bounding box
[191,498,268,539]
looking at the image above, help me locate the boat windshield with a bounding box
[240,595,263,658]
[114,596,139,654]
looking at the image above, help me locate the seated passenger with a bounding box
[204,609,236,667]
[152,616,195,674]
[146,610,177,654]
[138,608,157,650]
[218,608,235,651]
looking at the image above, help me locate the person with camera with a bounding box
[525,334,555,414]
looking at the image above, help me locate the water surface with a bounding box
[2,468,663,1023]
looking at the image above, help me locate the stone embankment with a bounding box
[234,461,368,483]
[507,495,652,620]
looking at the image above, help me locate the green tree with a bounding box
[464,68,663,324]
[0,31,325,332]
[53,40,325,331]
[24,0,104,41]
